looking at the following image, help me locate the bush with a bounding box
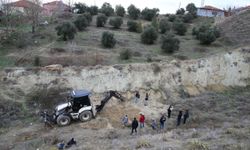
[186,3,197,18]
[168,14,176,22]
[96,14,108,27]
[101,31,116,48]
[88,6,98,15]
[83,12,92,24]
[173,20,187,35]
[120,49,132,60]
[127,20,142,33]
[151,17,159,31]
[100,2,114,16]
[74,15,88,31]
[74,3,88,14]
[115,5,125,17]
[127,4,140,20]
[141,25,158,44]
[176,8,185,15]
[1,31,32,48]
[192,27,198,35]
[109,17,123,29]
[161,33,180,53]
[141,8,159,21]
[55,22,77,41]
[183,13,194,23]
[198,29,216,45]
[159,18,171,34]
[213,26,220,38]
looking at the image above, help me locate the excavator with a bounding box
[41,90,124,126]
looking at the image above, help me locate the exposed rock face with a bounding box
[2,48,250,97]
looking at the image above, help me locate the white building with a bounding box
[197,5,226,17]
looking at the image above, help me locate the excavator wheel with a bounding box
[56,115,71,126]
[79,111,92,122]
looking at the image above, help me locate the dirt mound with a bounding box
[218,10,250,46]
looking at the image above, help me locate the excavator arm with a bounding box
[95,90,124,112]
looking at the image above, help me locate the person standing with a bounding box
[134,91,140,103]
[131,117,139,135]
[167,105,173,118]
[144,93,149,106]
[139,112,145,128]
[183,110,189,124]
[159,114,167,130]
[57,141,65,150]
[176,111,183,127]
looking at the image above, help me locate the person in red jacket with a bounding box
[139,112,145,128]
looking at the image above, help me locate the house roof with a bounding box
[43,1,69,7]
[199,5,224,12]
[8,0,40,8]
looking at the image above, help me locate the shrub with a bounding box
[159,18,171,34]
[192,27,198,35]
[1,31,32,48]
[120,49,132,60]
[173,20,187,35]
[34,56,41,66]
[83,12,92,24]
[127,20,142,33]
[88,6,98,15]
[127,4,140,20]
[101,31,116,48]
[168,14,176,22]
[186,140,209,150]
[55,22,77,41]
[186,3,197,17]
[161,33,180,53]
[100,2,114,16]
[141,8,159,21]
[109,17,123,29]
[213,26,220,38]
[176,8,185,15]
[198,29,216,45]
[115,5,125,17]
[141,25,158,44]
[183,13,194,23]
[74,3,88,14]
[74,15,88,31]
[96,14,107,27]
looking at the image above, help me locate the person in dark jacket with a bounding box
[160,114,166,129]
[176,111,183,126]
[144,93,149,106]
[167,105,173,118]
[65,138,77,148]
[131,117,139,135]
[183,110,189,124]
[57,141,65,150]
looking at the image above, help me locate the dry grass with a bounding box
[80,118,108,130]
[136,138,153,149]
[186,140,209,150]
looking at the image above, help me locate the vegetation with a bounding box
[141,26,158,44]
[159,18,171,34]
[83,13,92,24]
[161,33,180,53]
[96,14,108,27]
[186,3,198,18]
[115,5,126,17]
[141,8,159,21]
[183,13,194,23]
[176,8,185,15]
[173,20,187,35]
[55,22,77,41]
[151,17,159,31]
[127,4,140,20]
[101,31,116,48]
[88,6,99,15]
[168,14,176,22]
[74,15,88,31]
[100,2,114,16]
[193,24,220,45]
[74,3,88,14]
[109,17,123,29]
[120,49,132,60]
[127,20,142,33]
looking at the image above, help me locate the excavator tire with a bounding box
[79,111,92,122]
[57,115,71,126]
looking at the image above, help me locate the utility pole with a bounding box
[201,0,205,7]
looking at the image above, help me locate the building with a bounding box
[197,5,226,17]
[6,0,41,14]
[43,1,70,16]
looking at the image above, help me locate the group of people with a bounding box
[122,103,190,135]
[134,91,149,106]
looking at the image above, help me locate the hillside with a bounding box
[218,9,250,46]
